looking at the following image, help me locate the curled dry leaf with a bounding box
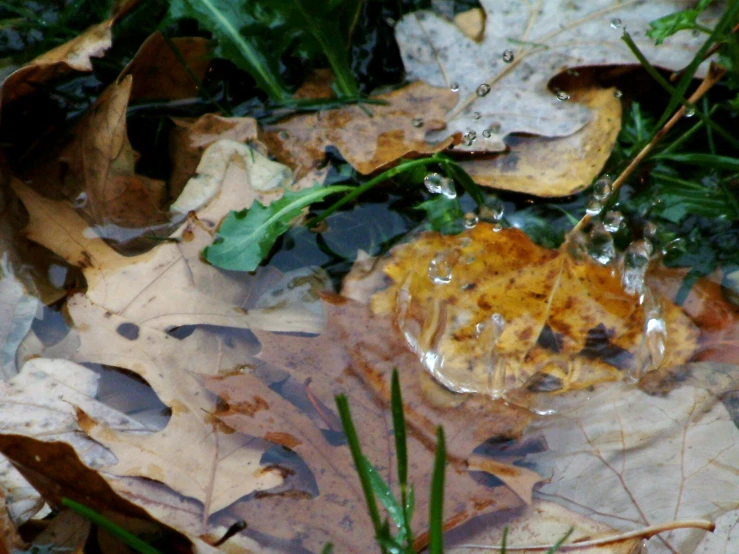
[458,71,623,196]
[526,362,739,554]
[396,0,716,152]
[0,255,40,380]
[243,294,541,551]
[168,115,260,201]
[11,143,324,334]
[261,81,458,177]
[0,21,112,106]
[370,225,698,399]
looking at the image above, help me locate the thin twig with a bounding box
[569,62,726,236]
[456,518,715,551]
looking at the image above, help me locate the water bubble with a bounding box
[412,117,424,128]
[603,211,624,233]
[476,83,491,97]
[588,222,615,265]
[592,176,613,201]
[610,18,622,29]
[684,104,696,118]
[463,212,479,229]
[450,82,460,92]
[491,222,503,232]
[556,90,570,101]
[633,288,667,379]
[614,89,623,99]
[424,172,444,193]
[439,179,457,199]
[622,239,652,296]
[428,253,453,284]
[463,131,477,146]
[585,198,603,216]
[643,221,658,240]
[482,129,492,139]
[480,197,504,221]
[472,111,481,120]
[73,192,88,208]
[502,49,514,63]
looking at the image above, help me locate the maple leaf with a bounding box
[396,0,718,152]
[370,224,698,399]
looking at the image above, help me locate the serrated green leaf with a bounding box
[647,0,713,45]
[204,184,353,271]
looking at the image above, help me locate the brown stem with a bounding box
[569,62,726,237]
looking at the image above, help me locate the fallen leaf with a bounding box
[446,499,641,553]
[458,70,623,196]
[525,362,739,554]
[260,81,458,177]
[0,487,24,554]
[57,75,168,230]
[121,33,211,103]
[0,21,112,107]
[168,115,260,201]
[10,174,323,334]
[396,0,717,152]
[241,294,541,551]
[0,254,40,379]
[370,225,698,399]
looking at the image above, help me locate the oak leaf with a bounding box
[396,0,717,153]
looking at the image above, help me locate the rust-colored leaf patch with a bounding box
[260,81,458,177]
[371,225,699,398]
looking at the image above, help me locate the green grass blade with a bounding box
[501,526,508,553]
[364,456,408,540]
[320,543,334,554]
[428,426,446,554]
[654,152,739,171]
[390,368,414,544]
[61,498,163,554]
[545,528,574,554]
[335,394,386,553]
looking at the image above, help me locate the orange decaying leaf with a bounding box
[371,224,698,398]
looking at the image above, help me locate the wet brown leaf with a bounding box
[260,81,458,177]
[57,75,167,229]
[458,72,623,196]
[370,225,698,399]
[168,115,260,202]
[0,21,112,107]
[237,295,539,552]
[122,33,211,103]
[11,172,323,334]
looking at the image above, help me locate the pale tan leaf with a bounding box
[396,0,717,152]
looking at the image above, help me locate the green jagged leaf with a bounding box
[415,195,464,235]
[647,0,713,45]
[204,184,352,271]
[165,0,290,101]
[165,0,359,100]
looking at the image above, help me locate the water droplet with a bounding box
[592,176,613,201]
[428,254,453,284]
[482,129,492,138]
[476,83,491,97]
[614,89,623,99]
[556,90,570,101]
[502,49,514,63]
[603,211,624,233]
[472,111,481,120]
[643,221,658,240]
[450,82,460,92]
[588,222,615,265]
[278,130,289,139]
[463,131,477,146]
[610,18,622,29]
[73,192,88,208]
[439,179,457,199]
[684,104,696,118]
[585,198,603,216]
[491,222,503,232]
[633,288,667,379]
[622,239,652,296]
[480,198,504,221]
[463,213,479,229]
[412,117,424,128]
[424,172,444,193]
